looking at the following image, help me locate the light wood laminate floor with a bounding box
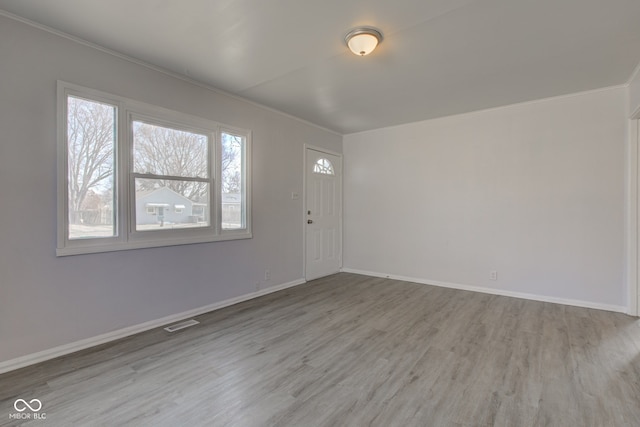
[1,273,640,426]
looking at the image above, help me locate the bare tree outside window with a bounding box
[67,96,116,239]
[133,121,209,202]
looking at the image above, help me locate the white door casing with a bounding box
[629,115,640,317]
[634,118,640,316]
[305,148,342,280]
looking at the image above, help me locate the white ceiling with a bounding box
[1,0,639,134]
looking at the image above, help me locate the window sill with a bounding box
[56,231,252,257]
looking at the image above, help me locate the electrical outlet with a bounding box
[264,269,271,281]
[490,270,498,281]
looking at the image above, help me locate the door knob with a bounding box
[307,220,313,224]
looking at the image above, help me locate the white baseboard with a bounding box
[0,278,306,375]
[341,268,628,314]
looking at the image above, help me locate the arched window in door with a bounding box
[313,158,335,175]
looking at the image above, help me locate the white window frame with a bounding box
[57,81,252,256]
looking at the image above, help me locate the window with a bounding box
[66,96,117,240]
[192,205,205,217]
[132,119,211,232]
[57,82,251,255]
[313,158,334,175]
[221,132,246,230]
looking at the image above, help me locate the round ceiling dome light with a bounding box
[345,27,383,56]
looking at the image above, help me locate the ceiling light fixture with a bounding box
[345,27,383,56]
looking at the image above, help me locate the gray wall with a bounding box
[343,87,628,310]
[0,15,341,364]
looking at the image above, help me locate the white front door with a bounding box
[305,148,342,280]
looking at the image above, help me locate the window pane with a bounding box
[132,121,208,178]
[313,158,335,175]
[135,178,209,231]
[67,96,116,240]
[221,133,245,230]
